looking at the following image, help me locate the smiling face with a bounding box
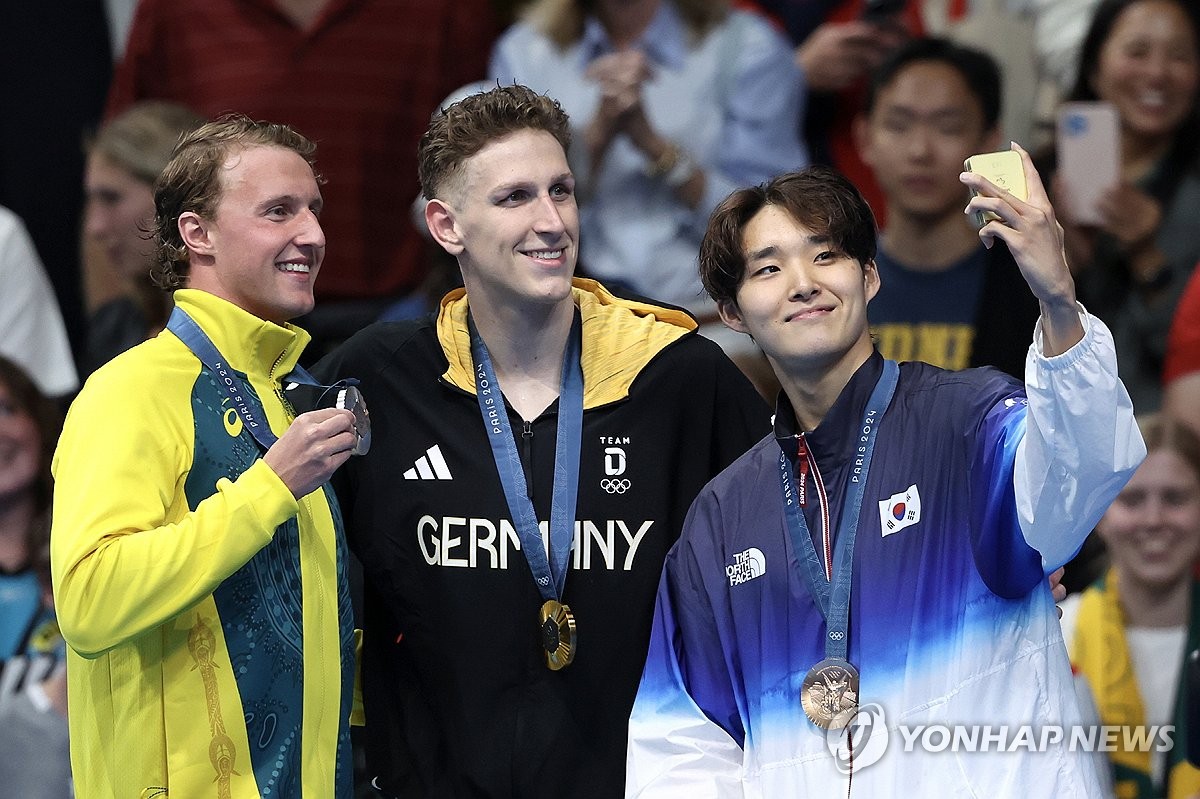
[0,381,41,506]
[428,129,578,314]
[1098,446,1200,592]
[84,153,157,280]
[182,145,325,324]
[1092,0,1199,144]
[860,60,997,225]
[718,204,879,378]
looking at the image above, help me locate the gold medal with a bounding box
[539,599,576,671]
[801,658,859,730]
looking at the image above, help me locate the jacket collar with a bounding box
[172,289,310,382]
[436,278,696,408]
[773,350,885,470]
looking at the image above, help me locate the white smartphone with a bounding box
[1056,102,1120,226]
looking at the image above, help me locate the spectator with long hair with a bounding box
[1054,0,1200,411]
[83,100,202,373]
[0,355,69,798]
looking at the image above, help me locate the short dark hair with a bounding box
[418,84,571,202]
[152,115,319,290]
[700,166,877,306]
[865,36,1003,130]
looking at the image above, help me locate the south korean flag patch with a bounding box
[878,484,921,537]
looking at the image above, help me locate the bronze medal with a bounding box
[539,599,576,671]
[800,658,859,730]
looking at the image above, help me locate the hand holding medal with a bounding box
[289,376,371,458]
[166,308,369,499]
[334,385,371,455]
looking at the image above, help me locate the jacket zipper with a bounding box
[520,419,535,500]
[269,350,296,420]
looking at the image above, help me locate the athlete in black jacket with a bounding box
[316,84,767,798]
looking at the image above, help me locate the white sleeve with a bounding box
[626,707,746,799]
[0,208,79,396]
[626,527,747,798]
[1015,307,1144,570]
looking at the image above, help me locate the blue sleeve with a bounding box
[969,390,1043,598]
[968,311,1146,595]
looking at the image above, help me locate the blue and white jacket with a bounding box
[627,312,1144,797]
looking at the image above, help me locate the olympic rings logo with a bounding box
[600,478,632,494]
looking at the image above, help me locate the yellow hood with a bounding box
[437,278,697,408]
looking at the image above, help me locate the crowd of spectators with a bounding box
[6,0,1197,417]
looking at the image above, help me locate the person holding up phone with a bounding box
[626,150,1143,796]
[1050,0,1200,412]
[796,1,909,95]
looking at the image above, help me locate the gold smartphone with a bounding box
[964,150,1028,227]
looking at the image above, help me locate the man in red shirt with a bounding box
[1164,264,1200,434]
[107,0,498,355]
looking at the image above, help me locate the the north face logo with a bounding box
[726,547,766,586]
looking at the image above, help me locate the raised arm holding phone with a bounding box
[627,148,1142,796]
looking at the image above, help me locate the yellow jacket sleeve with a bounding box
[50,349,299,658]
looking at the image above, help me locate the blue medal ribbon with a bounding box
[469,312,583,602]
[167,307,327,451]
[778,359,899,661]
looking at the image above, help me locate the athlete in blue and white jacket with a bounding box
[627,153,1144,797]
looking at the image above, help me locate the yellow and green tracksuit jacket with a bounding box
[51,289,355,798]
